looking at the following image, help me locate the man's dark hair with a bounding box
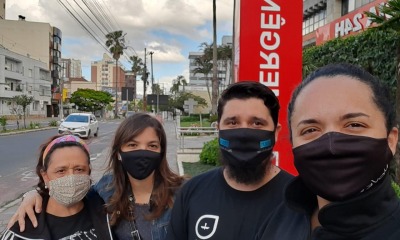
[288,63,395,138]
[217,81,280,127]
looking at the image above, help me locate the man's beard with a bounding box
[222,155,271,185]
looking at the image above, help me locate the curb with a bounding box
[0,127,58,136]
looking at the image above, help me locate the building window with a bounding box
[303,9,326,35]
[355,0,374,9]
[29,69,33,77]
[342,0,356,16]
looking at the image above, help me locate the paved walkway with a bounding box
[0,117,214,232]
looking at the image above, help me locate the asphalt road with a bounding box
[0,121,121,207]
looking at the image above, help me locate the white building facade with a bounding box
[0,47,51,117]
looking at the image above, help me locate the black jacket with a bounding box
[1,190,114,240]
[285,174,400,240]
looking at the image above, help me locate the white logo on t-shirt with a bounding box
[195,215,219,239]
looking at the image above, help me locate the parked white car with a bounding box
[58,113,99,138]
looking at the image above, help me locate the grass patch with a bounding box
[180,121,211,127]
[182,161,218,177]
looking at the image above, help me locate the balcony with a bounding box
[0,89,24,98]
[4,68,23,81]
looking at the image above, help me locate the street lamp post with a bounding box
[149,51,154,93]
[156,82,164,115]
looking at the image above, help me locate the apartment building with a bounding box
[0,17,62,116]
[0,47,51,117]
[91,53,125,94]
[60,58,82,78]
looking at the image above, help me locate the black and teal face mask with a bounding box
[219,128,276,168]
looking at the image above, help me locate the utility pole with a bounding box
[143,48,147,111]
[115,59,119,118]
[149,51,154,94]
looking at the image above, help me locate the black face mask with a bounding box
[293,132,394,201]
[119,150,162,180]
[219,128,276,168]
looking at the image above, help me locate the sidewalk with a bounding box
[0,117,213,232]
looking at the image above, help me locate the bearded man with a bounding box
[167,82,308,240]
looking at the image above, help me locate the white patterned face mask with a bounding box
[49,174,91,207]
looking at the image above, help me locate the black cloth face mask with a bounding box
[219,128,276,168]
[120,150,162,180]
[293,132,394,201]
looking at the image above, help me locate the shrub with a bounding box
[180,116,201,122]
[392,181,400,199]
[48,120,58,127]
[199,138,220,166]
[209,114,218,123]
[0,116,7,131]
[29,121,40,129]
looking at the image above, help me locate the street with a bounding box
[0,121,121,208]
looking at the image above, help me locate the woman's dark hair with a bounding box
[36,135,90,196]
[217,81,280,128]
[106,112,184,225]
[288,63,395,139]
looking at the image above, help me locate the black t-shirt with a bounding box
[46,205,97,239]
[167,167,294,240]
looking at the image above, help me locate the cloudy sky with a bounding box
[5,0,234,94]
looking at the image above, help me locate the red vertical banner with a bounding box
[234,0,303,175]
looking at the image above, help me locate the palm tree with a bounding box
[218,44,233,87]
[170,75,188,96]
[365,0,400,181]
[211,0,218,114]
[105,30,126,118]
[193,56,212,103]
[130,55,144,111]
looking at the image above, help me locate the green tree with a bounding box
[170,75,187,95]
[10,95,34,129]
[152,84,164,95]
[196,42,233,100]
[130,55,144,111]
[105,30,126,117]
[193,56,212,103]
[365,0,400,182]
[70,89,114,113]
[218,44,233,86]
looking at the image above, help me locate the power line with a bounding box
[73,0,107,36]
[84,0,114,33]
[56,0,109,53]
[100,0,122,31]
[81,0,112,34]
[93,0,117,32]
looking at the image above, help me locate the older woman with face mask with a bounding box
[1,135,114,240]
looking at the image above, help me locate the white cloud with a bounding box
[5,0,233,82]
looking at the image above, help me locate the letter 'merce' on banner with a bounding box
[234,0,303,175]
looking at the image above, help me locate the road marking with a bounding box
[21,170,38,181]
[90,153,102,162]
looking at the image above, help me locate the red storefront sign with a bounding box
[234,0,303,175]
[316,0,387,45]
